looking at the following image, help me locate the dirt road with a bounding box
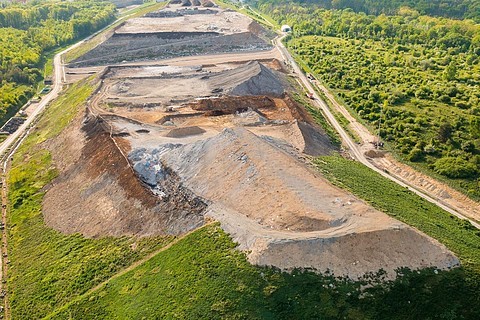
[274,34,480,229]
[0,6,151,319]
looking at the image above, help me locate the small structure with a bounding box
[281,25,292,32]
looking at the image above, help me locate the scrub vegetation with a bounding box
[0,0,116,125]
[254,0,480,199]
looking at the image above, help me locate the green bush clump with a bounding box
[434,157,479,179]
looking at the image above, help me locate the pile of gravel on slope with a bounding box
[208,61,285,97]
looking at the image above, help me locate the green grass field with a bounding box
[314,156,480,273]
[45,223,480,320]
[6,77,173,319]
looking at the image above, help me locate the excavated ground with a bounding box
[69,5,273,67]
[129,128,458,278]
[43,2,460,279]
[43,114,207,237]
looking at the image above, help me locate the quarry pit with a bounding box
[43,2,459,279]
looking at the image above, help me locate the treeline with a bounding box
[252,0,480,22]
[256,0,480,50]
[254,0,480,196]
[0,0,116,125]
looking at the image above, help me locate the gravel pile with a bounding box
[208,61,284,97]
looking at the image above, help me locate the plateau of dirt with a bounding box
[69,6,273,67]
[43,2,460,279]
[128,128,458,278]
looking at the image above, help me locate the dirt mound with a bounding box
[248,21,276,41]
[129,128,458,278]
[42,114,207,238]
[189,96,276,114]
[208,61,284,97]
[297,121,337,156]
[201,0,214,7]
[364,149,386,158]
[166,126,206,138]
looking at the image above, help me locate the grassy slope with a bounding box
[46,224,274,320]
[46,224,479,320]
[6,77,173,319]
[314,156,480,273]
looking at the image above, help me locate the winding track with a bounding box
[274,34,480,229]
[0,7,147,318]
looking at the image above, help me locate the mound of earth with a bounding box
[128,128,459,278]
[189,96,276,114]
[103,62,284,107]
[209,61,285,97]
[42,114,207,237]
[166,126,206,138]
[201,0,214,7]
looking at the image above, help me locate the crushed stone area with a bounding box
[44,1,461,279]
[103,61,285,106]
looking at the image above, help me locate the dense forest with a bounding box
[251,0,480,22]
[253,0,480,198]
[0,0,116,124]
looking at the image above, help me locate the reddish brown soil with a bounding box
[42,113,207,238]
[188,96,276,114]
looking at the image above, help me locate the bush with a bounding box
[434,157,479,179]
[438,95,451,103]
[408,147,424,162]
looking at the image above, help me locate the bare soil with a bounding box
[43,2,461,278]
[131,128,459,278]
[43,114,207,237]
[69,6,273,67]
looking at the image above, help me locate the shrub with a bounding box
[434,157,479,179]
[408,147,424,162]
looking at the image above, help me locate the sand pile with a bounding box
[166,126,206,138]
[208,61,284,97]
[128,128,459,278]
